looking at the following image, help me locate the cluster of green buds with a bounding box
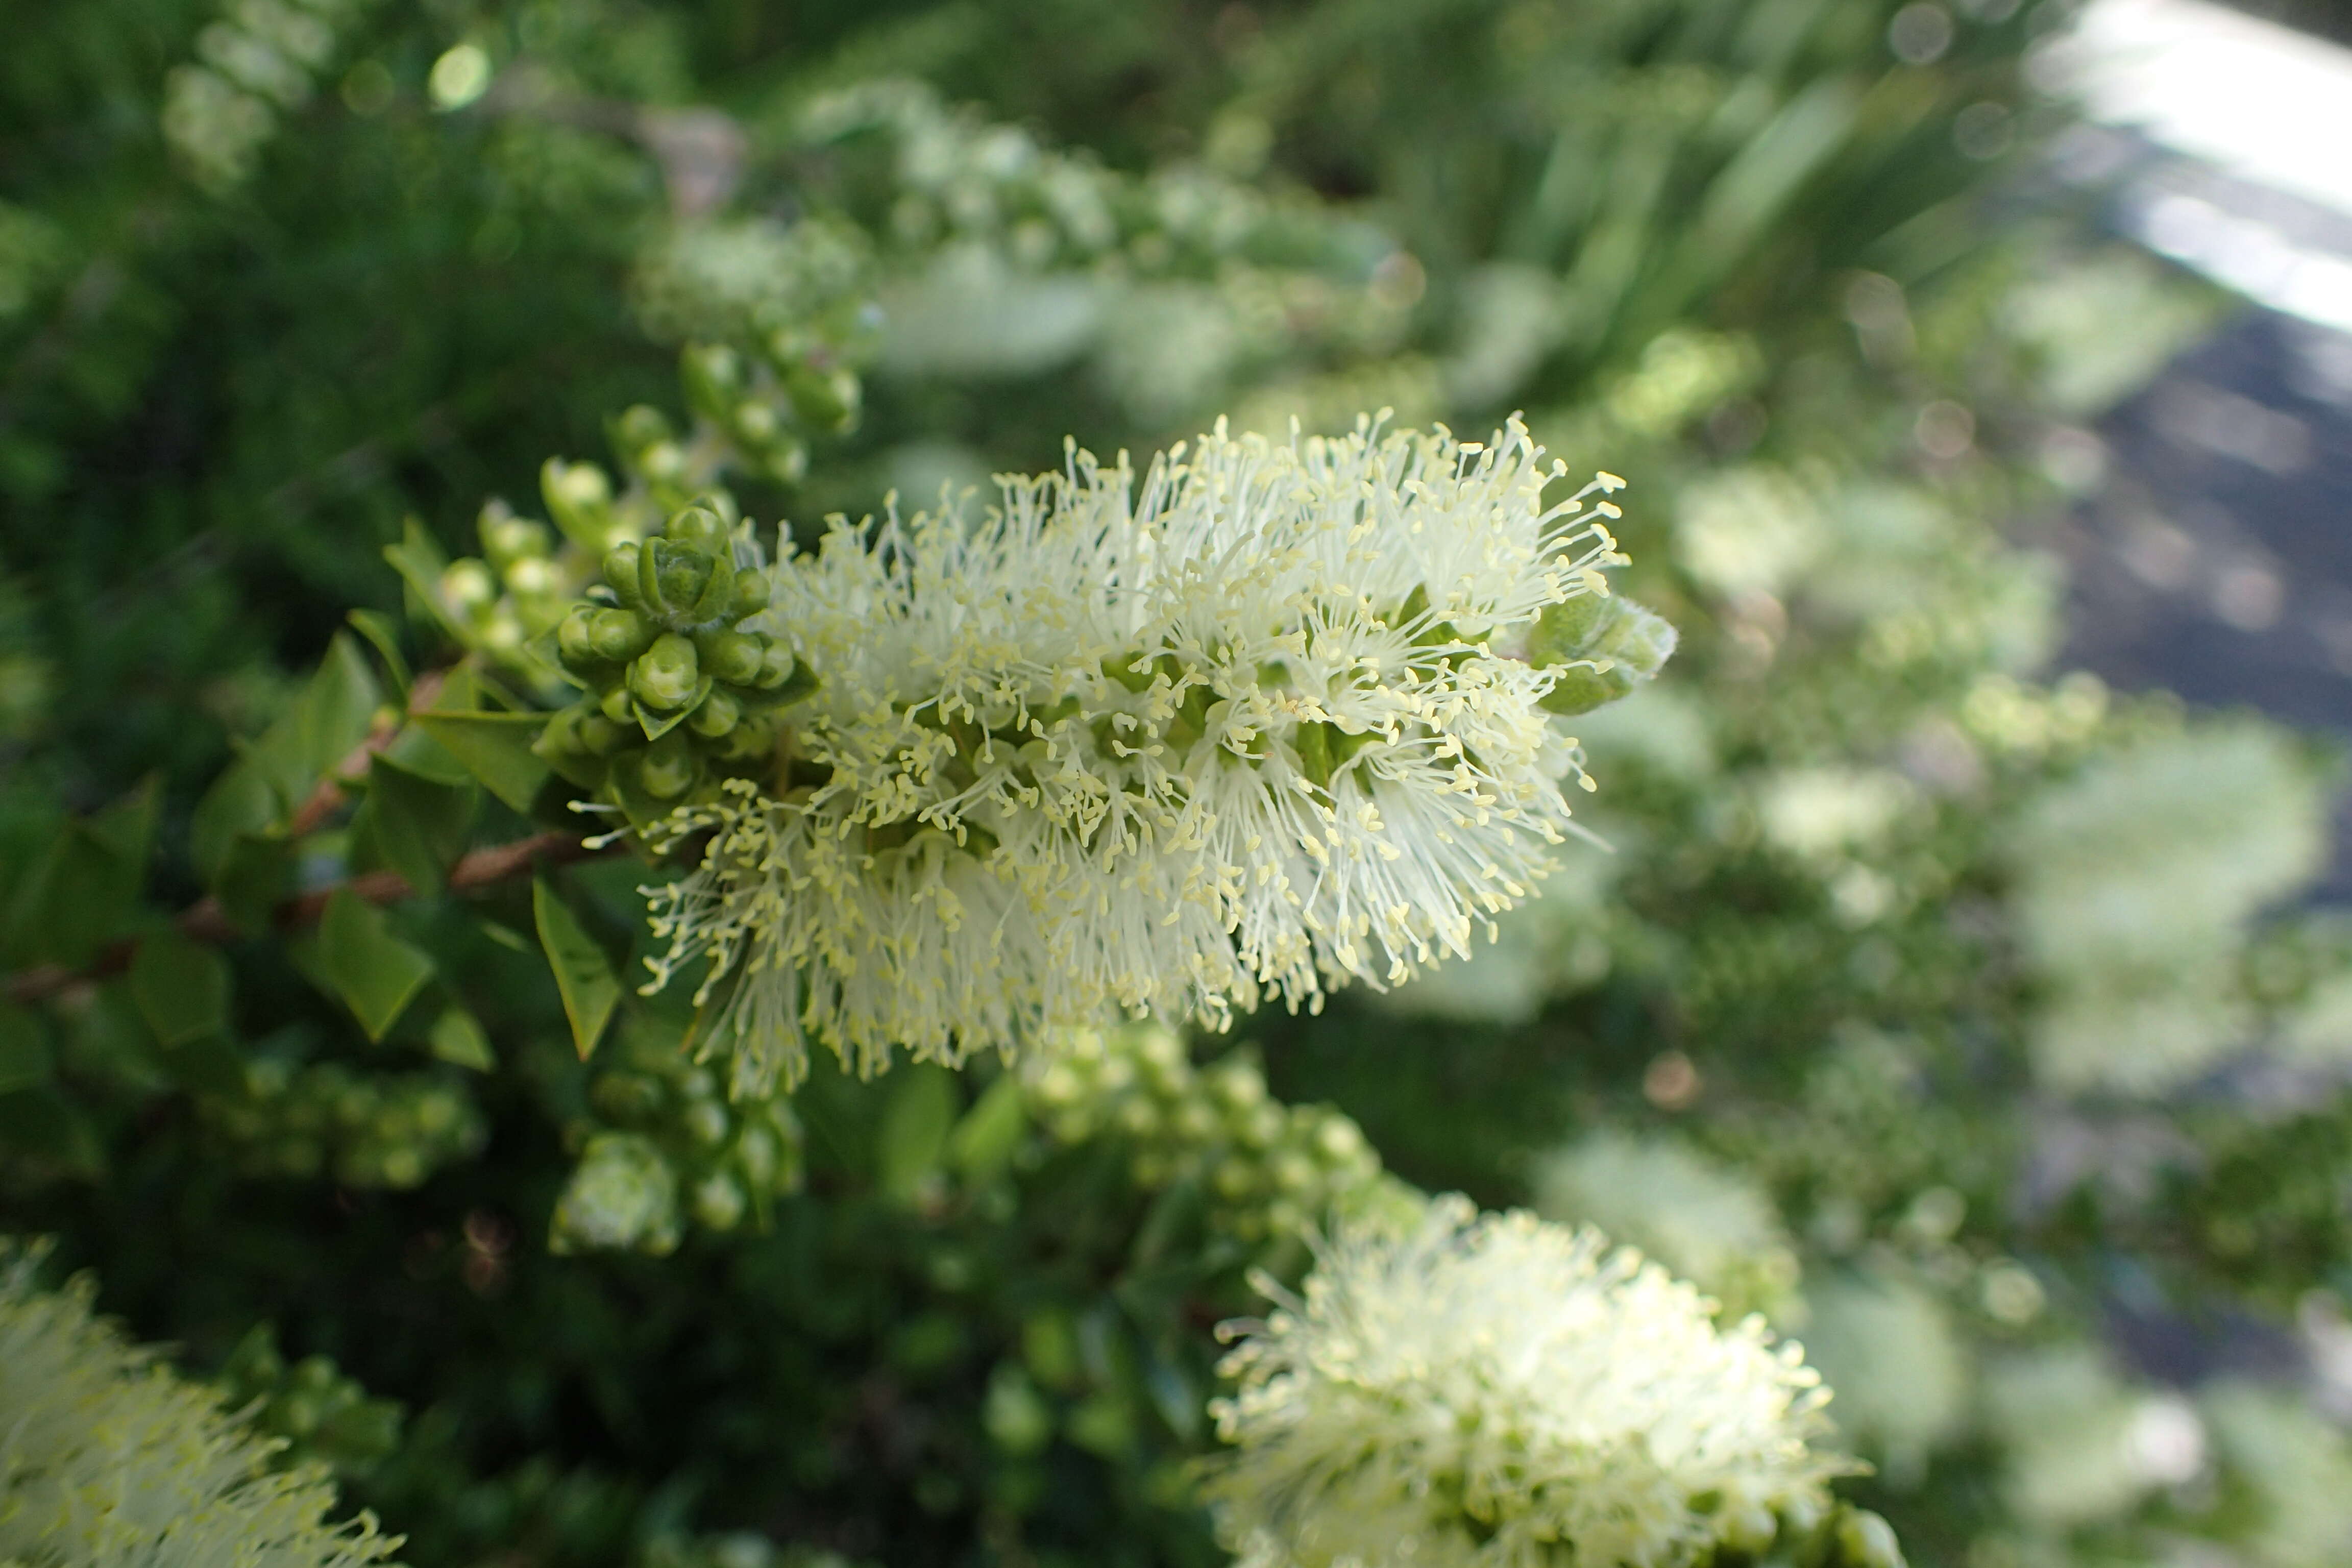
[680,336,862,487]
[797,80,1378,286]
[549,1020,806,1256]
[534,503,815,823]
[1689,1498,1908,1568]
[1024,1024,1386,1244]
[1527,589,1680,717]
[160,0,374,193]
[216,1323,402,1477]
[434,500,576,670]
[202,1060,486,1190]
[410,456,666,689]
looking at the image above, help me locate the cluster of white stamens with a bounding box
[1206,1196,1846,1568]
[642,414,1633,1091]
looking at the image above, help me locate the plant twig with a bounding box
[5,830,616,1007]
[1,668,630,1009]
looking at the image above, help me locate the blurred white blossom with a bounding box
[1206,1194,1846,1568]
[1531,1131,1802,1324]
[2004,719,2332,1092]
[645,418,1654,1091]
[0,1243,398,1568]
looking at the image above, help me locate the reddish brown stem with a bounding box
[4,830,619,1008]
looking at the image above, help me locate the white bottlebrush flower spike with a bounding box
[1206,1195,1846,1568]
[644,415,1651,1091]
[0,1242,399,1568]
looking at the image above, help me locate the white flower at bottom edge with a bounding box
[1205,1194,1850,1568]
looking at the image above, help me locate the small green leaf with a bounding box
[210,830,295,933]
[878,1065,960,1205]
[288,633,383,794]
[533,878,619,1059]
[317,889,436,1042]
[0,1003,54,1093]
[384,518,456,634]
[0,1086,103,1177]
[225,635,384,819]
[64,983,170,1094]
[384,719,473,785]
[162,1032,249,1097]
[129,927,232,1048]
[360,754,476,895]
[415,710,550,812]
[2,778,160,968]
[346,608,413,697]
[946,1072,1029,1184]
[427,1003,496,1071]
[190,758,279,883]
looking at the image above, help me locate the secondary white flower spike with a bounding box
[1207,1196,1848,1568]
[644,414,1638,1092]
[0,1244,399,1568]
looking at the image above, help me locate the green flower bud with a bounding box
[639,733,699,799]
[642,539,713,619]
[1836,1509,1906,1568]
[641,441,688,482]
[480,508,549,567]
[1535,664,1628,718]
[757,435,810,485]
[1525,594,1611,667]
[578,713,628,755]
[693,1172,747,1231]
[689,687,741,738]
[1712,1487,1780,1556]
[680,345,744,421]
[786,360,862,433]
[503,556,557,597]
[603,542,644,607]
[535,702,590,764]
[754,639,798,690]
[542,458,614,547]
[610,404,672,457]
[734,400,779,443]
[600,684,634,723]
[1531,593,1678,717]
[586,607,654,663]
[442,559,496,611]
[556,608,600,670]
[684,1100,729,1147]
[715,716,775,762]
[689,549,739,624]
[729,567,770,622]
[665,506,729,556]
[697,629,766,685]
[550,1131,680,1256]
[630,633,701,712]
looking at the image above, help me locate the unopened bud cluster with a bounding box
[162,0,374,192]
[535,503,814,818]
[216,1324,403,1478]
[549,1023,806,1256]
[424,307,867,691]
[801,80,1369,286]
[681,338,862,487]
[1024,1024,1387,1244]
[1526,590,1680,717]
[201,1061,486,1190]
[427,458,664,688]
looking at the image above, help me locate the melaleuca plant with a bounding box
[0,1241,399,1568]
[8,5,2352,1568]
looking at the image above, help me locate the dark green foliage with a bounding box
[5,3,2350,1567]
